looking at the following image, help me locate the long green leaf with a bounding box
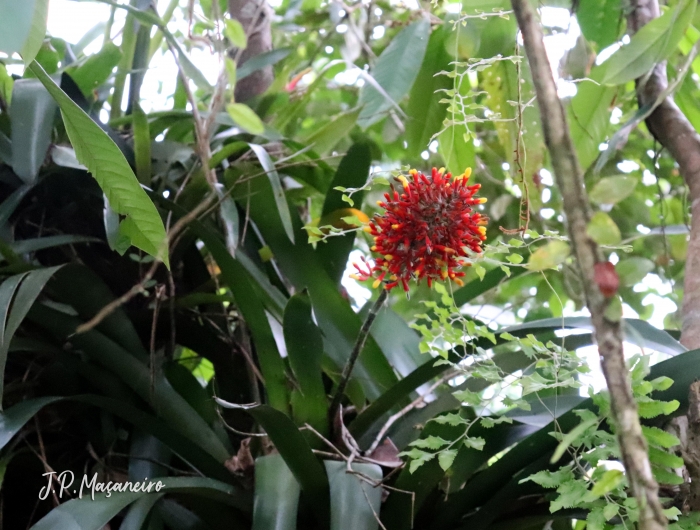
[249,143,295,244]
[284,293,328,437]
[0,266,61,408]
[252,454,300,530]
[10,77,57,183]
[357,17,431,128]
[29,61,169,266]
[325,460,383,530]
[30,476,244,530]
[0,0,37,56]
[601,0,695,85]
[28,304,230,462]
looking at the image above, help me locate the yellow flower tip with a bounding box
[362,225,373,233]
[463,167,472,179]
[391,223,400,230]
[397,175,409,188]
[371,245,377,251]
[384,254,393,261]
[454,278,464,287]
[390,275,397,280]
[478,197,488,204]
[477,219,488,226]
[477,226,487,236]
[372,278,382,288]
[376,200,384,206]
[437,167,446,175]
[449,272,455,278]
[408,169,418,176]
[349,274,361,281]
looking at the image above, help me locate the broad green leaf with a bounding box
[587,211,622,245]
[325,460,382,530]
[527,240,571,271]
[248,143,295,243]
[67,41,123,97]
[602,0,696,85]
[405,24,452,157]
[253,454,300,530]
[227,103,264,134]
[577,0,622,49]
[0,0,36,56]
[589,175,637,205]
[240,405,330,527]
[10,77,57,184]
[439,124,475,178]
[20,0,49,65]
[224,19,247,49]
[357,17,430,128]
[29,61,169,266]
[616,257,655,286]
[302,109,360,155]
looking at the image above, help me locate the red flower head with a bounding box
[351,167,488,292]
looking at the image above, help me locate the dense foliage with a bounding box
[0,0,699,529]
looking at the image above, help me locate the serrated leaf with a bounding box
[653,465,684,485]
[648,446,684,469]
[551,417,598,463]
[642,426,680,448]
[438,449,457,471]
[463,436,485,451]
[590,469,624,497]
[587,211,622,246]
[432,412,467,426]
[410,435,450,450]
[637,399,680,419]
[29,61,169,266]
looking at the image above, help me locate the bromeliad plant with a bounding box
[351,167,488,291]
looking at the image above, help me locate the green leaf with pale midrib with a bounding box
[28,61,169,267]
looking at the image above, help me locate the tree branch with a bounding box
[627,0,700,351]
[510,2,666,530]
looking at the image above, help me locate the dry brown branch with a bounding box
[510,1,666,529]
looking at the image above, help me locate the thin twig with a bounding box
[328,290,388,423]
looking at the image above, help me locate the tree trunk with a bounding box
[228,0,274,102]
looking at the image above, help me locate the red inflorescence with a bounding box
[351,167,488,292]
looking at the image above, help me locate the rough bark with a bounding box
[627,0,700,351]
[510,2,666,529]
[228,0,274,102]
[682,382,700,511]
